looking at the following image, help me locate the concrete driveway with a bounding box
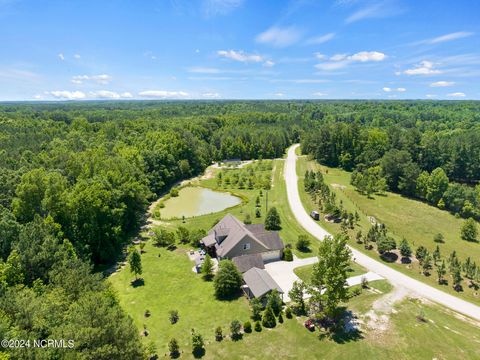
[264,256,318,302]
[264,256,383,302]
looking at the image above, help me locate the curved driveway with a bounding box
[285,144,480,321]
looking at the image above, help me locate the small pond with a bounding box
[159,186,241,219]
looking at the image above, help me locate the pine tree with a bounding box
[262,305,277,328]
[201,254,214,280]
[399,238,412,258]
[436,260,447,284]
[265,207,281,230]
[168,338,179,358]
[128,249,142,280]
[432,245,441,265]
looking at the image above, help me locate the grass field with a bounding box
[161,159,316,259]
[296,154,480,304]
[110,242,480,359]
[294,262,367,284]
[110,155,480,359]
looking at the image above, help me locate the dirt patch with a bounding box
[358,285,414,336]
[331,183,346,189]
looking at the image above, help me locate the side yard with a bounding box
[296,154,480,305]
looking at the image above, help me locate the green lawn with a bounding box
[111,248,480,360]
[297,154,480,304]
[109,154,480,359]
[294,262,367,284]
[160,158,315,259]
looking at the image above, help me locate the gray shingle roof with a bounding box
[245,224,284,251]
[213,214,268,258]
[243,267,283,298]
[232,254,265,273]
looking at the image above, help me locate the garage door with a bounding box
[262,250,280,263]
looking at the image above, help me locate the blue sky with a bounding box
[1,0,479,100]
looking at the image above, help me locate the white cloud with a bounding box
[383,87,406,92]
[58,53,65,61]
[274,92,285,97]
[138,90,189,99]
[217,50,264,63]
[71,74,112,85]
[315,51,386,71]
[74,54,81,59]
[315,53,327,60]
[188,67,221,74]
[447,92,466,97]
[255,26,302,47]
[331,54,348,61]
[49,91,86,100]
[202,92,221,98]
[425,94,438,98]
[203,0,244,16]
[349,51,386,62]
[315,62,349,71]
[428,31,474,44]
[345,1,404,24]
[312,92,328,96]
[263,60,275,67]
[403,61,441,75]
[305,32,335,45]
[90,90,132,99]
[430,81,454,87]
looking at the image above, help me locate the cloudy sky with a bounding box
[1,0,479,100]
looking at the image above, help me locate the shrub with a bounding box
[283,248,293,261]
[250,298,263,321]
[278,312,284,323]
[230,320,242,340]
[152,228,175,248]
[255,208,261,218]
[244,214,252,225]
[168,338,179,358]
[243,321,252,333]
[215,326,223,341]
[262,305,276,328]
[361,276,369,288]
[170,187,179,197]
[191,330,205,357]
[296,235,311,251]
[254,321,262,332]
[169,310,179,324]
[285,307,293,319]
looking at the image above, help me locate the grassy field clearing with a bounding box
[110,242,480,359]
[297,154,480,304]
[294,262,367,284]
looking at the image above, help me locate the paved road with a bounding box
[285,144,480,321]
[265,256,383,301]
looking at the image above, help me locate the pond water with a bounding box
[159,186,241,219]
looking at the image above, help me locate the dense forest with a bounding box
[301,101,480,221]
[1,100,479,358]
[0,101,299,359]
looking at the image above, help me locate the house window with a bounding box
[243,243,251,250]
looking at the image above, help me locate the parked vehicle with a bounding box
[310,210,320,220]
[304,319,315,331]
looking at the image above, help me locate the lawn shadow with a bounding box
[131,278,145,287]
[332,309,364,344]
[192,348,205,359]
[380,252,398,263]
[216,290,243,302]
[231,333,243,341]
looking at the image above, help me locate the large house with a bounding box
[200,214,284,271]
[200,213,285,300]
